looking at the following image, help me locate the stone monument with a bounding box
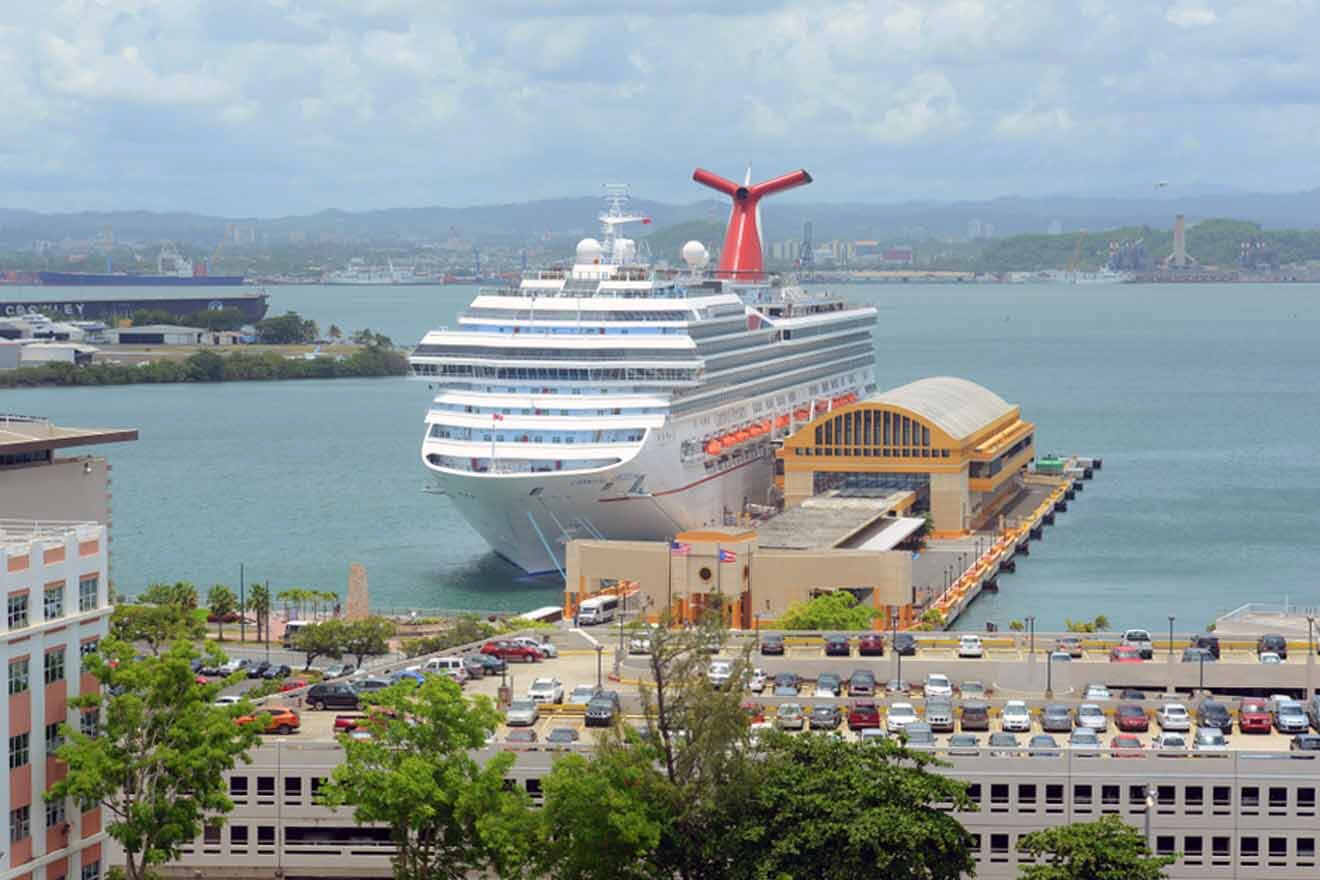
[346,562,369,621]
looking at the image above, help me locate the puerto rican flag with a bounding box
[491,413,504,421]
[670,541,690,556]
[718,549,737,563]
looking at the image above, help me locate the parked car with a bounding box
[1109,646,1143,663]
[351,676,391,695]
[505,729,539,749]
[824,634,851,657]
[474,653,507,676]
[1041,703,1073,733]
[460,655,487,679]
[1120,688,1148,701]
[1048,651,1073,663]
[893,633,917,656]
[1110,734,1145,757]
[1194,726,1229,754]
[1075,704,1107,733]
[748,668,767,693]
[280,677,309,693]
[1188,633,1221,659]
[505,699,540,727]
[1306,695,1320,731]
[390,669,425,687]
[421,656,469,684]
[923,673,954,699]
[481,639,542,662]
[1181,647,1216,663]
[1291,734,1320,753]
[886,702,918,733]
[988,732,1021,756]
[957,634,984,658]
[742,701,765,725]
[213,695,242,708]
[776,703,805,730]
[199,658,225,676]
[707,660,734,689]
[1055,636,1084,658]
[1001,700,1031,732]
[858,633,886,656]
[546,727,580,746]
[1273,699,1309,734]
[1157,703,1191,731]
[903,722,935,748]
[925,697,955,733]
[1121,629,1154,659]
[848,670,876,696]
[1067,728,1101,756]
[1083,684,1111,700]
[305,682,359,710]
[323,662,355,679]
[759,634,785,656]
[959,680,989,700]
[1239,697,1272,733]
[527,677,565,704]
[628,629,654,654]
[1115,703,1150,732]
[1257,633,1288,659]
[193,674,209,686]
[858,728,888,744]
[885,679,911,695]
[1260,652,1283,665]
[960,702,990,732]
[809,705,842,730]
[569,684,599,704]
[262,664,293,681]
[1153,732,1189,754]
[948,733,981,756]
[236,706,300,735]
[585,691,620,727]
[512,636,558,658]
[847,699,881,730]
[247,660,272,679]
[218,657,250,676]
[1028,734,1061,757]
[1196,699,1232,733]
[813,672,841,698]
[772,672,800,697]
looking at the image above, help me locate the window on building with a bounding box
[1156,784,1175,812]
[81,861,101,880]
[80,708,99,738]
[80,640,99,658]
[1298,837,1316,863]
[1155,836,1176,857]
[989,833,1009,860]
[966,783,981,805]
[1241,836,1260,862]
[45,647,67,684]
[1018,784,1037,808]
[1299,787,1316,814]
[203,825,222,845]
[1212,785,1232,813]
[257,825,276,847]
[9,731,30,769]
[46,721,64,754]
[990,783,1009,809]
[8,657,29,694]
[1101,785,1120,810]
[257,776,275,803]
[1269,786,1288,813]
[1241,786,1260,812]
[1212,835,1232,862]
[310,777,326,802]
[1183,835,1203,862]
[1073,784,1093,807]
[1045,783,1064,812]
[1128,784,1147,807]
[47,799,66,828]
[1185,785,1203,812]
[285,776,302,801]
[45,584,65,620]
[231,826,249,847]
[230,776,248,799]
[8,592,30,629]
[79,575,99,612]
[10,805,30,842]
[1269,837,1288,863]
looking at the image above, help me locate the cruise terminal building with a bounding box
[566,376,1037,624]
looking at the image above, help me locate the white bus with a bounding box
[577,595,619,626]
[282,620,313,649]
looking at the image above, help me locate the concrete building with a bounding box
[16,345,97,368]
[0,416,137,526]
[0,341,19,371]
[778,377,1035,534]
[102,325,205,346]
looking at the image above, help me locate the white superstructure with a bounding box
[409,182,877,574]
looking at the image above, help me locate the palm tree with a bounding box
[320,590,339,618]
[248,583,271,643]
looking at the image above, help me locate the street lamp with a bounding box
[1198,650,1206,693]
[1025,615,1036,657]
[1167,616,1175,658]
[1144,784,1156,850]
[1309,615,1316,656]
[595,644,604,689]
[1046,651,1057,698]
[891,606,901,687]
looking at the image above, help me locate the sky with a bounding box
[4,0,1320,216]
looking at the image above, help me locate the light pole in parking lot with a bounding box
[595,644,604,689]
[1045,651,1057,699]
[1167,615,1175,659]
[1143,784,1156,849]
[1198,651,1206,694]
[1025,616,1036,659]
[890,606,901,687]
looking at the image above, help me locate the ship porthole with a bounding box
[699,567,712,582]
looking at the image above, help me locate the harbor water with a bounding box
[4,281,1319,628]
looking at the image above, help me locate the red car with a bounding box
[847,699,881,731]
[1115,703,1150,732]
[481,639,542,662]
[858,634,886,657]
[1239,698,1272,734]
[280,678,308,692]
[194,674,209,686]
[1110,734,1145,757]
[742,701,765,725]
[1109,646,1143,663]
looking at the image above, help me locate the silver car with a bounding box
[505,699,539,727]
[1067,728,1101,755]
[1193,726,1229,755]
[1075,703,1107,733]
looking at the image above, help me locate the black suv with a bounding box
[824,634,851,657]
[306,683,360,711]
[1257,633,1288,660]
[585,691,620,727]
[760,634,785,656]
[849,670,876,696]
[1196,699,1232,733]
[960,702,990,732]
[1189,634,1221,659]
[893,633,917,656]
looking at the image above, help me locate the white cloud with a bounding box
[995,107,1076,137]
[1165,3,1218,28]
[865,71,969,143]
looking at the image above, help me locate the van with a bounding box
[422,656,469,684]
[1189,634,1221,659]
[577,595,618,626]
[960,702,990,731]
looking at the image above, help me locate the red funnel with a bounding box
[692,167,812,279]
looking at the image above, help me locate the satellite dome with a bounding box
[576,238,603,264]
[681,240,710,269]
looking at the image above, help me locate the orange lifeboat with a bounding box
[705,439,723,455]
[736,429,750,442]
[722,433,738,447]
[776,414,790,428]
[761,419,772,432]
[794,407,810,420]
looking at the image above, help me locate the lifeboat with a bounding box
[736,429,750,442]
[761,419,772,432]
[776,414,790,428]
[705,440,723,455]
[721,433,738,447]
[794,407,810,421]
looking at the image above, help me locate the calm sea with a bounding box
[4,281,1319,629]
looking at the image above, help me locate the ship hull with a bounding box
[0,293,269,323]
[37,272,245,286]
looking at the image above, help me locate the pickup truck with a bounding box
[1121,629,1154,659]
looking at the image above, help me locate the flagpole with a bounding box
[490,413,497,469]
[666,535,672,622]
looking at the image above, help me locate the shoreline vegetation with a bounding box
[0,343,408,388]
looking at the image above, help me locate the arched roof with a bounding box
[867,377,1014,441]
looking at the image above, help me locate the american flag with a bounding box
[669,541,690,556]
[718,549,737,563]
[491,413,504,421]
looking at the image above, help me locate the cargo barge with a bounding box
[0,291,269,323]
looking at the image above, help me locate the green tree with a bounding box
[247,582,271,643]
[140,580,199,609]
[1017,815,1176,880]
[255,310,318,344]
[343,616,396,669]
[731,732,975,880]
[777,590,878,630]
[207,584,239,642]
[110,603,206,655]
[49,639,260,880]
[319,676,537,880]
[184,349,226,381]
[328,323,342,340]
[292,618,347,671]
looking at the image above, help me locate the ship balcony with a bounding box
[426,413,666,432]
[422,436,647,461]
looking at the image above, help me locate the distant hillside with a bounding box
[642,219,726,265]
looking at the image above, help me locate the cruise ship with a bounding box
[409,168,878,574]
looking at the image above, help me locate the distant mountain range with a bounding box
[6,186,1320,248]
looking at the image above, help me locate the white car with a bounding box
[1153,732,1188,753]
[505,699,540,727]
[1157,703,1191,731]
[1048,651,1072,663]
[747,668,766,693]
[1075,703,1107,733]
[213,695,242,707]
[886,702,918,733]
[1193,727,1229,754]
[1083,684,1111,700]
[218,657,250,676]
[527,677,565,704]
[958,635,984,658]
[513,636,558,658]
[1259,652,1283,665]
[569,684,598,704]
[923,674,954,699]
[1001,700,1032,732]
[707,660,734,689]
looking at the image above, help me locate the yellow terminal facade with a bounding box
[779,376,1035,535]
